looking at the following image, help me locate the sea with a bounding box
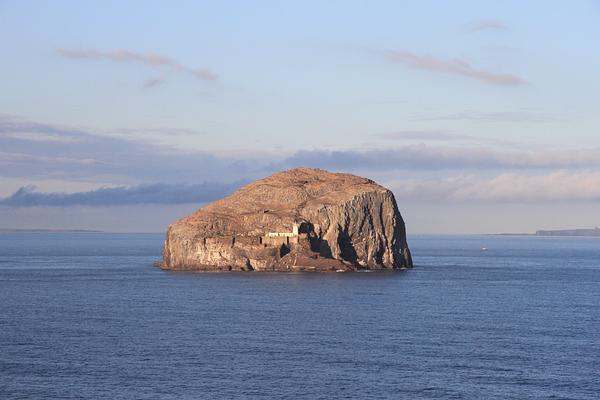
[0,232,598,399]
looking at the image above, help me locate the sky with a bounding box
[1,0,600,233]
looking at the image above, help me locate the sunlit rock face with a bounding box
[161,168,412,272]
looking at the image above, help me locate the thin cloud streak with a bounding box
[384,50,525,86]
[377,130,478,141]
[0,114,205,143]
[143,76,167,88]
[114,127,206,137]
[465,19,507,33]
[420,111,555,123]
[375,130,520,148]
[0,151,102,165]
[57,48,217,81]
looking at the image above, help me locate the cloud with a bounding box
[0,114,91,143]
[277,146,600,172]
[388,171,600,203]
[114,127,206,137]
[0,115,260,183]
[0,131,84,143]
[375,130,520,148]
[0,151,102,165]
[376,130,478,142]
[0,114,205,145]
[465,19,507,33]
[5,115,600,193]
[57,48,217,81]
[384,50,525,86]
[421,111,555,123]
[6,171,600,207]
[143,76,166,88]
[0,182,244,207]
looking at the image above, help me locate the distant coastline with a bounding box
[534,227,600,237]
[495,227,600,237]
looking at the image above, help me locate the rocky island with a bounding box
[160,168,412,272]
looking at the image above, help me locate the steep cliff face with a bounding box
[161,168,412,272]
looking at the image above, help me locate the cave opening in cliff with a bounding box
[279,244,290,257]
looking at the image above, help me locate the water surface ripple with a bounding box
[1,233,598,399]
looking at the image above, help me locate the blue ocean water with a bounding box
[0,232,599,399]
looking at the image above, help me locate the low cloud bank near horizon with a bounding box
[0,182,244,207]
[6,115,600,185]
[390,171,600,203]
[3,171,600,207]
[5,115,600,207]
[278,147,600,171]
